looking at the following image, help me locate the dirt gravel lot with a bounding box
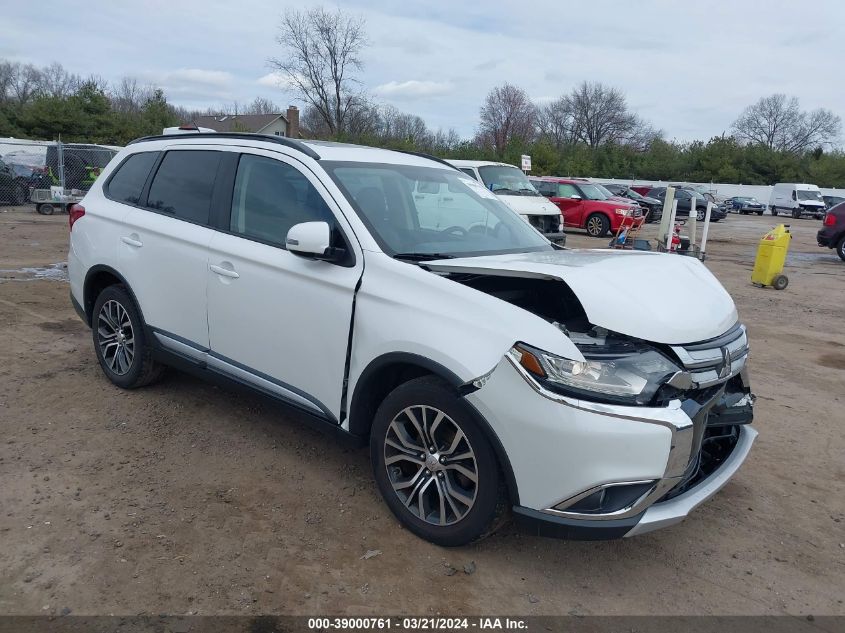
[0,205,843,617]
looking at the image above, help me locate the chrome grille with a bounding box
[670,324,748,389]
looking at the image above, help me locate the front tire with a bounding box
[370,376,505,546]
[585,213,610,237]
[771,207,778,216]
[696,207,706,221]
[92,285,164,389]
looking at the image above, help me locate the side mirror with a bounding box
[286,221,344,262]
[570,194,582,200]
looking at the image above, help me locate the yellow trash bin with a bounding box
[751,224,792,290]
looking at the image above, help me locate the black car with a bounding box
[823,195,845,210]
[602,183,663,223]
[818,203,845,261]
[727,196,765,215]
[647,187,727,222]
[0,157,30,205]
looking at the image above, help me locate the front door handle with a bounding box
[209,263,239,279]
[121,235,143,248]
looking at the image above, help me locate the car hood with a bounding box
[641,196,661,205]
[426,250,737,345]
[498,193,561,216]
[799,200,825,207]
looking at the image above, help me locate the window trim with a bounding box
[102,150,161,208]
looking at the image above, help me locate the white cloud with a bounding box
[163,68,233,87]
[373,80,453,99]
[257,71,285,88]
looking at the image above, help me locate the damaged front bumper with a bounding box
[466,328,757,540]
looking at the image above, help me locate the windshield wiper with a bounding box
[393,252,456,262]
[492,187,520,194]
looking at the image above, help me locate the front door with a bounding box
[206,150,362,421]
[551,183,584,228]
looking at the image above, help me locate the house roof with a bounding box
[189,113,287,134]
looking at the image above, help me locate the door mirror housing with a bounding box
[570,194,582,200]
[286,221,345,262]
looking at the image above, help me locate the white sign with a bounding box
[521,155,531,172]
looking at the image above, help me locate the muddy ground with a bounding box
[0,206,843,617]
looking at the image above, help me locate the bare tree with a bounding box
[40,62,80,98]
[568,81,640,148]
[9,63,42,104]
[477,83,536,157]
[110,77,156,114]
[244,96,280,115]
[732,94,841,153]
[537,95,577,147]
[269,7,367,136]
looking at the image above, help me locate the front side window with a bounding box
[557,183,580,198]
[325,161,551,258]
[458,168,477,180]
[107,151,158,205]
[230,154,333,246]
[147,151,221,223]
[477,165,541,196]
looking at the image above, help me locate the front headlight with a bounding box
[510,342,680,406]
[614,208,631,216]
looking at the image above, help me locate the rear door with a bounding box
[205,149,362,420]
[119,148,225,353]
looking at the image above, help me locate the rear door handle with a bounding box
[121,235,143,248]
[209,263,239,279]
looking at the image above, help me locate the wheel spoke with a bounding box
[442,428,466,456]
[403,407,430,447]
[443,473,474,507]
[433,477,447,525]
[445,462,478,483]
[392,466,424,491]
[388,421,424,453]
[385,452,424,467]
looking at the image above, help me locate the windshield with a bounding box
[324,162,553,259]
[797,189,823,201]
[577,183,609,201]
[595,184,618,199]
[477,165,541,196]
[626,189,645,201]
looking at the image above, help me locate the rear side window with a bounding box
[459,168,477,180]
[106,152,158,205]
[230,154,333,246]
[147,150,221,224]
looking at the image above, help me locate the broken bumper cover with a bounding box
[514,424,757,540]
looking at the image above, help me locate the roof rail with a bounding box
[394,149,461,172]
[127,132,321,160]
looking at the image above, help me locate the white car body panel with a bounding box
[466,358,673,510]
[425,249,738,344]
[345,251,584,428]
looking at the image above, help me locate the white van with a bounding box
[447,160,565,243]
[769,183,826,219]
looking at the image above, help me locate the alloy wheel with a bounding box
[97,300,135,375]
[696,208,705,221]
[383,405,478,526]
[586,216,603,236]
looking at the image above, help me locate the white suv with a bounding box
[68,133,757,546]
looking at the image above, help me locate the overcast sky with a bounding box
[2,0,843,142]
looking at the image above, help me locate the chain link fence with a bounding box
[0,138,120,214]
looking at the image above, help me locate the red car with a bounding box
[531,177,642,237]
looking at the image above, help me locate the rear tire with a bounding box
[837,236,845,262]
[92,285,165,389]
[12,183,28,205]
[696,207,706,221]
[585,213,610,237]
[37,203,54,215]
[756,211,764,216]
[370,376,506,546]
